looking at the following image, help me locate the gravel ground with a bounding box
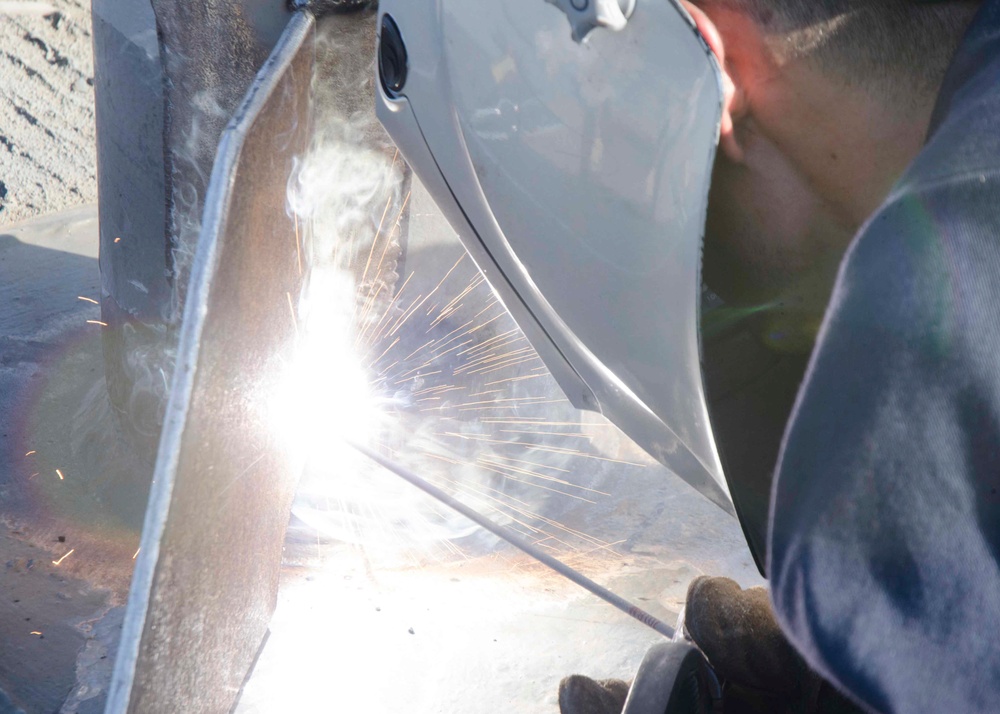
[0,0,96,225]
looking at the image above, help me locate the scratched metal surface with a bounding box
[106,14,314,713]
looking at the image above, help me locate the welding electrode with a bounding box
[348,440,676,639]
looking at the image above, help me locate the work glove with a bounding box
[558,674,629,714]
[556,576,866,714]
[684,576,864,714]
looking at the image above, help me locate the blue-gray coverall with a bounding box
[769,2,1000,712]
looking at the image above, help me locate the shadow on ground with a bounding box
[0,208,147,713]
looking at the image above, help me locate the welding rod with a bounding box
[348,440,676,639]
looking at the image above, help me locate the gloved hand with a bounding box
[558,674,629,714]
[684,576,864,714]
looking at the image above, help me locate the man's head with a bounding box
[697,0,979,96]
[687,0,981,337]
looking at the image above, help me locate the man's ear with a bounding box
[681,1,746,163]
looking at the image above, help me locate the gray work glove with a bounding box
[684,576,864,714]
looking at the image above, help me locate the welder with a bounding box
[561,0,1000,712]
[375,0,1000,711]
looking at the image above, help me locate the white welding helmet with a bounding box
[375,0,732,511]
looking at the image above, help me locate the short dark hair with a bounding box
[704,0,982,100]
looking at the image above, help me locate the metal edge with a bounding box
[105,11,315,712]
[375,0,733,509]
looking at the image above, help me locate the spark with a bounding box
[357,196,394,300]
[455,399,566,411]
[133,547,141,559]
[466,355,542,376]
[556,540,630,574]
[392,369,442,386]
[294,213,303,276]
[426,466,605,548]
[468,344,535,362]
[454,396,555,408]
[430,283,480,329]
[379,256,467,346]
[217,452,266,497]
[28,473,39,480]
[396,341,474,379]
[24,450,35,456]
[430,301,471,330]
[424,322,477,355]
[461,334,527,359]
[499,429,594,439]
[86,320,108,327]
[420,459,567,533]
[476,456,610,496]
[388,353,440,381]
[52,549,75,566]
[488,454,571,473]
[377,360,399,377]
[286,292,298,333]
[454,312,506,340]
[55,468,64,480]
[114,237,121,243]
[355,284,385,339]
[385,293,427,340]
[363,192,412,311]
[427,254,466,296]
[455,346,535,374]
[366,336,400,370]
[403,339,436,362]
[412,385,463,398]
[484,373,548,386]
[427,319,478,349]
[471,299,500,319]
[438,280,477,317]
[438,432,645,465]
[421,404,507,414]
[76,296,99,305]
[482,419,617,428]
[30,631,42,636]
[362,271,413,345]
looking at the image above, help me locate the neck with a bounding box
[749,62,937,231]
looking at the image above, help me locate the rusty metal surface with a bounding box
[106,12,314,713]
[150,0,290,301]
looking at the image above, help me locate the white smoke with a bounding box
[276,17,630,561]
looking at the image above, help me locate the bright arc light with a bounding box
[271,267,383,464]
[271,262,489,548]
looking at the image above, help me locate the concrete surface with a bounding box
[0,0,96,224]
[0,206,140,714]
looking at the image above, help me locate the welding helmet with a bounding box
[374,1,733,517]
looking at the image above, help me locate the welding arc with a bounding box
[348,440,676,639]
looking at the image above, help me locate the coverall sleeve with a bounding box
[767,175,1000,714]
